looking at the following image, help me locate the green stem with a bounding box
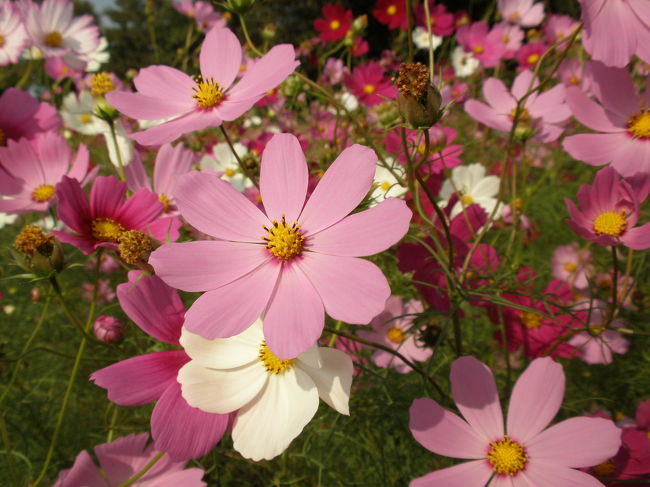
[108,120,127,182]
[239,14,263,57]
[0,414,18,485]
[219,125,259,189]
[117,452,165,487]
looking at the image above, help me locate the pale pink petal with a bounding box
[138,469,206,487]
[483,77,516,114]
[0,138,45,187]
[621,222,650,250]
[526,417,621,468]
[506,357,565,443]
[528,84,571,124]
[183,261,281,339]
[409,397,488,459]
[464,99,513,132]
[200,27,242,90]
[511,70,535,99]
[297,253,390,325]
[409,461,492,487]
[174,170,270,242]
[562,133,625,167]
[565,86,621,132]
[259,133,308,223]
[132,65,195,101]
[95,433,150,482]
[131,110,221,146]
[90,350,188,406]
[152,143,195,196]
[450,356,504,443]
[520,461,608,487]
[52,450,105,487]
[151,381,229,460]
[308,198,411,257]
[589,60,638,117]
[106,91,194,120]
[34,131,71,184]
[150,241,271,292]
[298,144,376,235]
[66,144,90,183]
[263,263,325,359]
[124,153,149,192]
[117,271,185,345]
[146,216,182,243]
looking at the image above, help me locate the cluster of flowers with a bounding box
[1,0,649,485]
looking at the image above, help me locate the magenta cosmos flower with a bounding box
[150,133,412,359]
[409,356,621,486]
[54,175,167,255]
[580,0,650,68]
[344,61,397,107]
[53,433,206,487]
[0,88,60,146]
[465,69,570,142]
[106,27,299,146]
[565,166,650,250]
[563,61,650,177]
[92,271,231,460]
[0,132,89,213]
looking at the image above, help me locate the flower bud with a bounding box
[224,0,256,15]
[262,23,276,41]
[30,287,41,302]
[395,62,442,129]
[93,315,123,343]
[352,14,368,33]
[12,225,64,276]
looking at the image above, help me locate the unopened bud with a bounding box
[352,14,368,33]
[224,0,256,14]
[395,62,442,129]
[262,23,276,40]
[93,315,123,343]
[12,225,64,275]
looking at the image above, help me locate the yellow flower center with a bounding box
[627,110,650,139]
[262,215,304,261]
[526,53,540,65]
[193,75,224,109]
[259,340,295,374]
[520,311,541,329]
[224,168,235,177]
[118,229,154,264]
[386,4,397,15]
[92,218,125,242]
[569,75,580,85]
[502,35,510,43]
[363,84,376,94]
[592,458,616,477]
[386,327,405,343]
[0,128,5,146]
[563,262,577,272]
[461,194,474,205]
[473,44,484,54]
[380,181,391,191]
[593,211,627,237]
[330,19,341,30]
[80,114,92,124]
[91,72,116,97]
[158,193,172,213]
[32,184,56,202]
[0,35,5,47]
[509,107,530,121]
[487,436,528,476]
[509,11,521,21]
[44,31,63,48]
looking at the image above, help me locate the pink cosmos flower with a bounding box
[544,14,580,43]
[495,21,524,58]
[409,356,621,486]
[54,175,167,255]
[53,433,206,486]
[24,0,99,69]
[351,36,369,57]
[0,1,28,66]
[125,143,196,215]
[563,61,650,176]
[384,125,463,173]
[150,133,412,359]
[313,4,352,42]
[565,166,650,250]
[498,0,544,27]
[516,41,546,70]
[106,27,299,146]
[172,0,226,31]
[82,279,115,304]
[456,21,506,68]
[551,242,593,289]
[91,271,231,460]
[465,69,570,142]
[558,58,593,92]
[358,296,431,373]
[579,0,650,68]
[415,1,455,37]
[344,61,397,106]
[568,309,629,365]
[373,0,408,30]
[0,88,60,146]
[0,132,89,214]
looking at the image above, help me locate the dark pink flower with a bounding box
[373,0,408,30]
[344,61,396,106]
[415,1,455,37]
[516,41,546,70]
[456,21,507,68]
[313,4,352,42]
[0,88,60,146]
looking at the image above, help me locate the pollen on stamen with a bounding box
[92,218,125,242]
[44,31,63,48]
[193,75,225,109]
[259,340,295,374]
[91,72,116,97]
[262,215,304,261]
[593,211,627,237]
[627,110,650,139]
[487,435,528,476]
[32,184,56,202]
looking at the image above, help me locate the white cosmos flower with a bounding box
[178,319,353,461]
[85,36,109,72]
[451,46,480,78]
[370,160,406,207]
[412,27,442,51]
[0,212,18,229]
[60,91,106,135]
[199,141,252,191]
[439,163,502,219]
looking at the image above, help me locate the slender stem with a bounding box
[406,0,414,62]
[0,414,18,485]
[219,125,259,189]
[117,452,165,487]
[423,0,435,79]
[108,120,127,182]
[0,290,52,407]
[607,246,619,325]
[324,327,445,399]
[238,14,263,57]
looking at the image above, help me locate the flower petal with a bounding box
[263,263,325,359]
[308,198,411,256]
[151,380,229,460]
[55,175,91,235]
[259,133,308,223]
[409,397,488,459]
[520,461,608,487]
[297,253,390,325]
[52,451,104,487]
[200,27,242,90]
[526,417,621,468]
[174,170,270,242]
[450,356,504,443]
[231,367,319,461]
[298,348,352,415]
[506,357,565,443]
[298,144,377,235]
[409,460,493,487]
[131,110,221,146]
[90,175,126,219]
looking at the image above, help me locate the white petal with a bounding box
[178,360,266,414]
[297,345,322,369]
[232,367,319,461]
[179,320,263,369]
[298,348,353,415]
